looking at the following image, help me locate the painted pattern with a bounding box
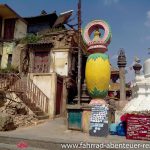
[86,53,110,98]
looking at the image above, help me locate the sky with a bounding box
[1,0,150,82]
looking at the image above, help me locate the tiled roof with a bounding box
[0,4,27,24]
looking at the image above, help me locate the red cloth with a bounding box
[126,114,150,141]
[120,113,128,122]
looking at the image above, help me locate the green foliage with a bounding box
[20,34,41,44]
[0,65,19,73]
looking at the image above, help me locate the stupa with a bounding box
[123,58,150,112]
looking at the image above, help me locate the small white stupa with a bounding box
[123,58,150,112]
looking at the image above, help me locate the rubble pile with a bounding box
[0,101,28,115]
[13,114,37,128]
[0,113,16,131]
[0,99,38,131]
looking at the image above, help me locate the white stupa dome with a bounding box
[123,58,150,113]
[144,58,150,77]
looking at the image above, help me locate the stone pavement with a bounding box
[0,117,149,150]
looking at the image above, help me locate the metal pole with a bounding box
[77,0,81,105]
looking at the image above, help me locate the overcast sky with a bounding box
[1,0,150,81]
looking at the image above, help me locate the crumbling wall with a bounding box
[11,44,28,74]
[1,42,16,69]
[14,19,27,40]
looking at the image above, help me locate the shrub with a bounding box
[20,34,41,44]
[0,65,19,73]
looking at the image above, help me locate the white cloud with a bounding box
[103,0,120,6]
[145,11,150,27]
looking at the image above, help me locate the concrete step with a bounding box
[30,106,42,111]
[35,115,49,120]
[0,143,46,150]
[33,110,45,116]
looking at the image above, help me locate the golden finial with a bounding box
[93,28,101,42]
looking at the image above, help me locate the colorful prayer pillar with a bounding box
[83,20,112,137]
[83,20,112,101]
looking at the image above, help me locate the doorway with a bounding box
[33,51,50,73]
[56,77,63,115]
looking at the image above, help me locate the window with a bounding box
[7,54,12,67]
[4,19,16,40]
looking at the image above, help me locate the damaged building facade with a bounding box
[0,5,85,118]
[25,29,80,117]
[0,4,27,69]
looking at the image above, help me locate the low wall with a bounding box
[29,73,57,117]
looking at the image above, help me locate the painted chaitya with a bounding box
[83,20,112,136]
[83,20,112,101]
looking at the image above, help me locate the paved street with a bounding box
[0,118,149,150]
